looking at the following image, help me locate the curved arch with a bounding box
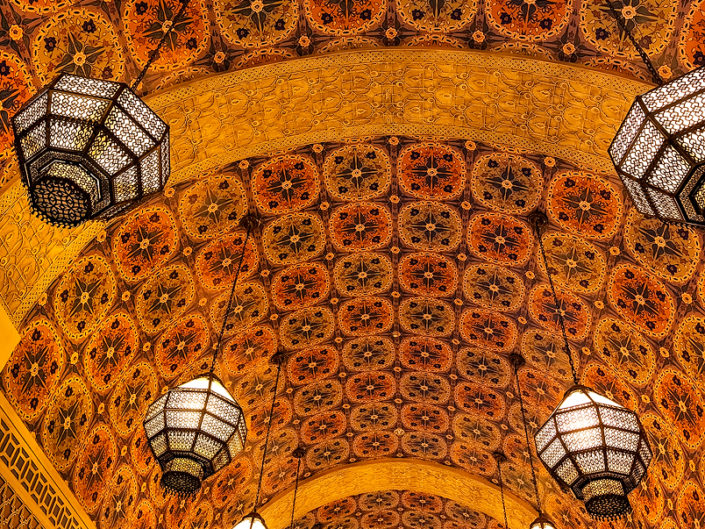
[258,459,537,529]
[0,48,651,329]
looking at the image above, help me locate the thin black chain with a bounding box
[131,0,192,90]
[497,459,509,529]
[513,362,542,514]
[605,0,663,86]
[210,222,254,374]
[254,361,282,509]
[534,218,580,386]
[289,456,303,529]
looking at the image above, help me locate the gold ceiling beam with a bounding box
[258,458,536,529]
[0,48,650,330]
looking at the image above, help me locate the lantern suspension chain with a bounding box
[604,1,663,86]
[131,0,193,90]
[289,449,304,529]
[533,213,580,386]
[254,359,282,510]
[209,216,256,374]
[512,358,543,514]
[496,454,509,529]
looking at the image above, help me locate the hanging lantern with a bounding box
[530,515,557,529]
[143,374,247,495]
[609,66,705,225]
[233,512,268,529]
[534,386,652,520]
[11,73,170,227]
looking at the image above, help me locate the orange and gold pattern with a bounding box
[4,134,705,529]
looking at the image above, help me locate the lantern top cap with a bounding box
[560,385,622,410]
[179,374,234,402]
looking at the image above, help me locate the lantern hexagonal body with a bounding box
[143,374,246,495]
[609,66,705,225]
[11,73,170,227]
[534,386,652,520]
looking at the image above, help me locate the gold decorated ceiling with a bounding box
[2,1,705,529]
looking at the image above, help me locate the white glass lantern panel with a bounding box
[632,460,646,483]
[646,187,683,220]
[14,93,48,134]
[541,438,567,468]
[555,458,579,486]
[144,413,165,437]
[168,430,196,451]
[678,127,705,163]
[88,132,132,175]
[194,433,222,459]
[51,92,110,122]
[638,440,652,466]
[113,167,140,202]
[141,150,161,194]
[647,145,691,193]
[621,120,664,180]
[621,176,655,215]
[20,121,47,159]
[151,432,168,456]
[606,449,635,474]
[207,395,242,424]
[168,389,208,410]
[146,392,169,419]
[562,427,603,452]
[161,139,170,185]
[227,430,246,458]
[575,450,606,474]
[117,89,167,137]
[599,407,640,432]
[535,420,556,452]
[49,119,94,152]
[165,410,202,430]
[557,406,600,433]
[201,413,235,442]
[208,379,236,402]
[181,377,212,391]
[641,68,705,112]
[55,74,120,98]
[654,91,705,135]
[234,514,268,529]
[610,104,646,164]
[105,106,155,157]
[212,447,230,472]
[561,390,592,409]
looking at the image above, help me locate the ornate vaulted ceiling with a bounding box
[1,1,705,529]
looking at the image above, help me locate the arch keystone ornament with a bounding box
[531,210,652,520]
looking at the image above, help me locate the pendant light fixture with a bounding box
[509,353,558,529]
[233,349,286,529]
[495,451,510,529]
[606,2,705,225]
[530,211,652,520]
[143,214,257,495]
[10,0,192,227]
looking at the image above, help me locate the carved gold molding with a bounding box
[0,48,650,327]
[0,393,94,529]
[258,458,536,529]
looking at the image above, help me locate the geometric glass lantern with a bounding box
[143,373,246,496]
[530,514,558,529]
[609,66,705,225]
[233,512,268,529]
[11,73,169,227]
[534,386,653,521]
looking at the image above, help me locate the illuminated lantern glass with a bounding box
[143,374,246,495]
[534,386,652,520]
[11,73,169,227]
[233,512,268,529]
[530,515,557,529]
[609,66,705,225]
